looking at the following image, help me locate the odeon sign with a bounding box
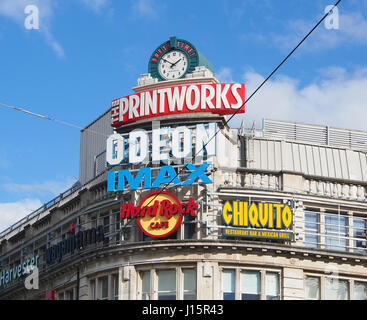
[106,123,217,192]
[120,191,198,238]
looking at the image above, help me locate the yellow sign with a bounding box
[222,201,294,241]
[222,201,292,229]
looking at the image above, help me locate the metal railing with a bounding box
[0,183,82,239]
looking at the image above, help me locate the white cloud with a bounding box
[229,67,367,132]
[0,0,65,58]
[0,198,42,232]
[216,67,235,83]
[3,177,76,197]
[273,11,367,52]
[131,0,159,18]
[80,0,108,13]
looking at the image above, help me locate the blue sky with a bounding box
[0,0,366,231]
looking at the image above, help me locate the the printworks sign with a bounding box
[120,191,198,238]
[222,201,294,241]
[111,83,245,127]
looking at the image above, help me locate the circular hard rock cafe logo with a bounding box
[120,191,198,238]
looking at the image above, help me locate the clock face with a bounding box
[158,50,188,80]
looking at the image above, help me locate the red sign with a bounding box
[45,290,55,300]
[120,191,198,238]
[111,83,245,127]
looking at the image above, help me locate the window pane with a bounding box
[113,274,119,300]
[223,270,235,300]
[141,271,150,300]
[241,271,260,300]
[100,277,108,300]
[183,269,196,300]
[353,218,366,253]
[324,278,349,300]
[158,270,176,300]
[266,272,279,300]
[354,282,367,300]
[305,212,318,248]
[325,215,347,251]
[305,276,320,300]
[90,279,96,300]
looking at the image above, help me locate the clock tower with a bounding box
[148,36,214,82]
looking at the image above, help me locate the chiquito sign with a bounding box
[111,83,245,127]
[121,191,198,238]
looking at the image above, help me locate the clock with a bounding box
[148,36,214,82]
[158,50,188,80]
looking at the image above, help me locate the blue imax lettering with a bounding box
[106,123,216,191]
[108,162,212,192]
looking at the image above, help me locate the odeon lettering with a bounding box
[111,83,245,127]
[106,123,216,192]
[222,201,294,241]
[106,123,217,166]
[121,191,198,238]
[45,225,105,265]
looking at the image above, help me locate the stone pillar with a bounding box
[283,267,304,300]
[197,261,218,300]
[120,265,136,300]
[78,276,89,300]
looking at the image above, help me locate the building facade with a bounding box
[1,37,367,300]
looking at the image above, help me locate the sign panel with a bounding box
[120,191,198,238]
[106,123,216,192]
[111,83,245,127]
[222,201,294,241]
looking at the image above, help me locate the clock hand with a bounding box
[162,58,173,66]
[170,58,182,68]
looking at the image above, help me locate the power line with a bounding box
[0,2,343,229]
[0,101,109,138]
[121,0,343,220]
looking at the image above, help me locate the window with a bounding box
[305,212,318,248]
[353,218,366,253]
[141,271,151,300]
[99,276,109,300]
[112,274,119,300]
[223,268,280,300]
[266,272,279,300]
[354,281,367,300]
[115,212,121,244]
[305,276,320,300]
[158,270,176,300]
[65,289,74,300]
[325,214,347,251]
[324,278,349,300]
[222,270,235,300]
[90,279,96,300]
[183,214,196,240]
[183,269,196,300]
[58,292,64,300]
[241,271,260,300]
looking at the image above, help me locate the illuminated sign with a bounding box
[108,162,212,192]
[0,255,39,288]
[106,123,216,192]
[106,123,216,166]
[222,201,294,241]
[121,191,198,238]
[111,83,245,127]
